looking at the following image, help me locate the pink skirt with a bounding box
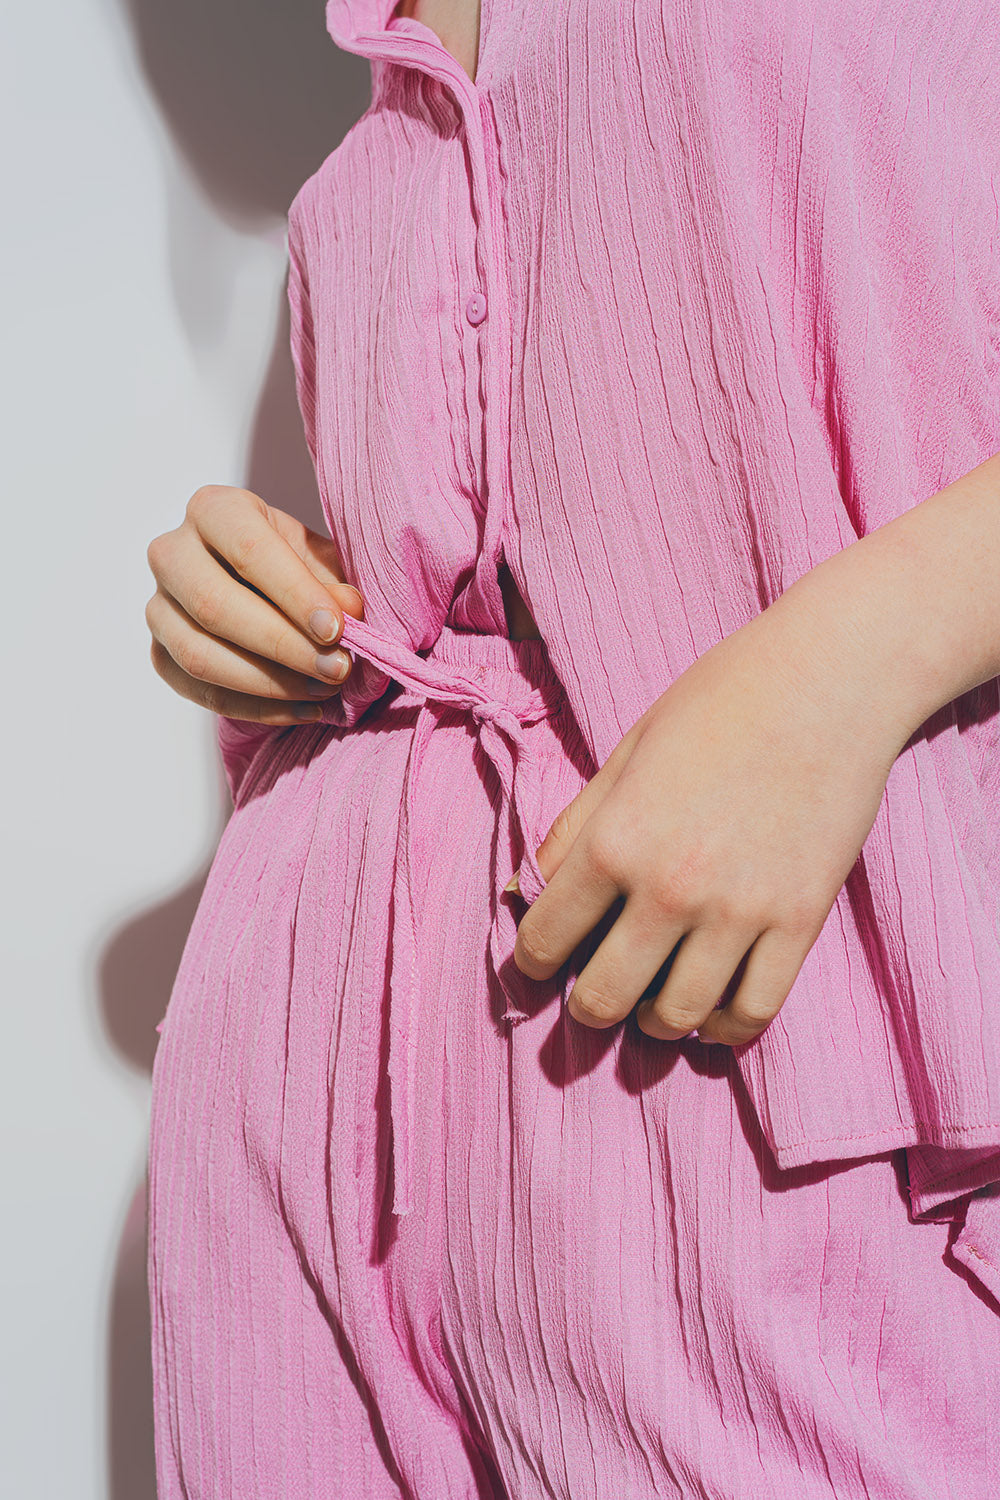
[147,623,1000,1499]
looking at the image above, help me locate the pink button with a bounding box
[465,291,487,325]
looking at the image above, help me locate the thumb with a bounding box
[334,581,366,620]
[269,508,366,618]
[300,530,366,618]
[507,706,653,893]
[532,787,595,884]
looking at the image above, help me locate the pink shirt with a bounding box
[219,0,1000,1303]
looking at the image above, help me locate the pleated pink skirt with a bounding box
[147,624,1000,1499]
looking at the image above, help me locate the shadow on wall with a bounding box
[99,3,371,1495]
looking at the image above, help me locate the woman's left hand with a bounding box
[512,594,906,1047]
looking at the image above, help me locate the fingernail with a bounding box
[503,871,521,894]
[307,678,334,697]
[295,703,323,721]
[309,608,339,643]
[314,648,350,682]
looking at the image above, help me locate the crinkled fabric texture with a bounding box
[150,0,1000,1494]
[152,627,1000,1498]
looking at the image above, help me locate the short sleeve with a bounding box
[286,208,319,475]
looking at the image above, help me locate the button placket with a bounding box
[435,81,513,629]
[325,13,514,632]
[467,101,516,630]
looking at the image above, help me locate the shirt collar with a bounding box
[325,0,399,47]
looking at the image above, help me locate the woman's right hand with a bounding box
[145,485,366,725]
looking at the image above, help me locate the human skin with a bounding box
[147,454,1000,1051]
[144,487,539,723]
[388,0,1000,1046]
[145,486,365,722]
[394,0,481,84]
[512,451,1000,1048]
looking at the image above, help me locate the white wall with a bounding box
[1,3,370,1494]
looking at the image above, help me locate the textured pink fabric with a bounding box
[151,628,1000,1498]
[297,0,1000,1297]
[149,1,1000,1493]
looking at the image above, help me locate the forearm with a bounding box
[767,452,1000,754]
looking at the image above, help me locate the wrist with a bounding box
[760,557,939,761]
[770,456,1000,754]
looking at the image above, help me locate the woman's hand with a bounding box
[513,592,907,1047]
[145,485,365,725]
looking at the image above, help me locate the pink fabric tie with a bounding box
[336,612,555,1217]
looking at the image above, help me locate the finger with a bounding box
[531,707,656,883]
[150,637,327,725]
[694,928,806,1047]
[184,486,358,646]
[635,920,762,1041]
[266,508,366,620]
[513,830,624,981]
[147,588,345,706]
[150,524,354,687]
[565,898,688,1029]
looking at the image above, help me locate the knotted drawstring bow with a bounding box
[334,612,558,1218]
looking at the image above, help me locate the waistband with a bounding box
[422,621,558,677]
[332,610,576,1219]
[346,617,569,723]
